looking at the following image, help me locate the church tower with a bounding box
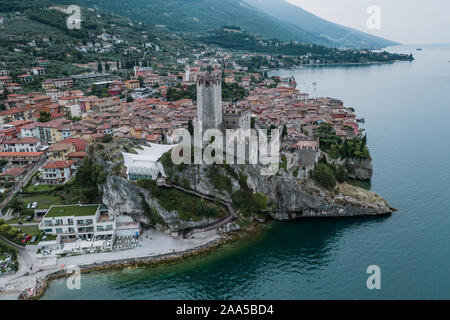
[197,70,222,133]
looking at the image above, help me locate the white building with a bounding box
[42,160,76,184]
[20,123,40,139]
[39,204,116,242]
[1,137,41,152]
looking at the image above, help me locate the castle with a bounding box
[196,71,250,133]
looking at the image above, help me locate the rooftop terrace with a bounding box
[45,204,100,218]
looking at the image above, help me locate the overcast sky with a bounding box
[287,0,450,44]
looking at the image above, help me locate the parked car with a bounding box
[21,235,31,243]
[18,220,23,225]
[30,236,38,243]
[26,216,33,221]
[31,202,38,209]
[26,203,31,209]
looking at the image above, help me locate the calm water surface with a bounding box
[43,45,450,299]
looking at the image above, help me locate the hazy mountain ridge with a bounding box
[51,0,396,49]
[244,0,398,48]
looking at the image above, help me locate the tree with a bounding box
[311,163,336,189]
[334,165,348,183]
[251,117,256,129]
[72,157,107,203]
[8,198,24,214]
[38,111,51,123]
[97,60,102,72]
[187,119,194,135]
[126,95,134,103]
[1,87,9,100]
[101,134,113,143]
[282,124,288,138]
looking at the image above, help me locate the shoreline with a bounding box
[2,202,394,300]
[10,225,258,300]
[21,236,230,300]
[267,59,411,72]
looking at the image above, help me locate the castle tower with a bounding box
[184,64,190,82]
[197,70,222,133]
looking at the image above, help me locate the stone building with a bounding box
[222,105,251,130]
[196,71,222,133]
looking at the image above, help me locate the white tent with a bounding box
[122,143,178,180]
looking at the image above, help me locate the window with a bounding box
[55,228,62,234]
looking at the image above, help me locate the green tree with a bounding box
[282,124,288,137]
[38,111,51,123]
[251,117,256,129]
[187,119,194,135]
[311,163,336,189]
[101,134,113,143]
[8,198,24,213]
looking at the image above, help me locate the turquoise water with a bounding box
[42,45,450,299]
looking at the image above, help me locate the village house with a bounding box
[32,67,45,76]
[224,75,235,84]
[42,78,73,90]
[0,167,26,186]
[17,74,33,83]
[0,137,41,152]
[0,151,43,164]
[42,160,76,184]
[48,142,76,161]
[0,108,34,127]
[20,123,40,139]
[125,79,140,90]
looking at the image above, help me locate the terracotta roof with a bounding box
[49,143,73,151]
[0,167,25,176]
[60,138,87,152]
[68,151,88,158]
[43,160,75,169]
[0,152,43,157]
[1,137,39,144]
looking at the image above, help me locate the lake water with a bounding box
[42,45,450,299]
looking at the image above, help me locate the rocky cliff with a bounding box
[344,158,373,181]
[102,175,224,234]
[102,161,394,235]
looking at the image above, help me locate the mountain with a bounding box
[54,0,317,42]
[56,0,396,49]
[244,0,398,48]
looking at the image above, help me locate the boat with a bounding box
[416,48,423,51]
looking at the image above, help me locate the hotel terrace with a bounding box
[39,204,115,242]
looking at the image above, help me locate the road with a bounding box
[0,158,47,214]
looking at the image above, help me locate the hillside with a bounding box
[53,0,395,49]
[0,1,199,91]
[57,0,322,43]
[244,0,398,49]
[201,28,412,64]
